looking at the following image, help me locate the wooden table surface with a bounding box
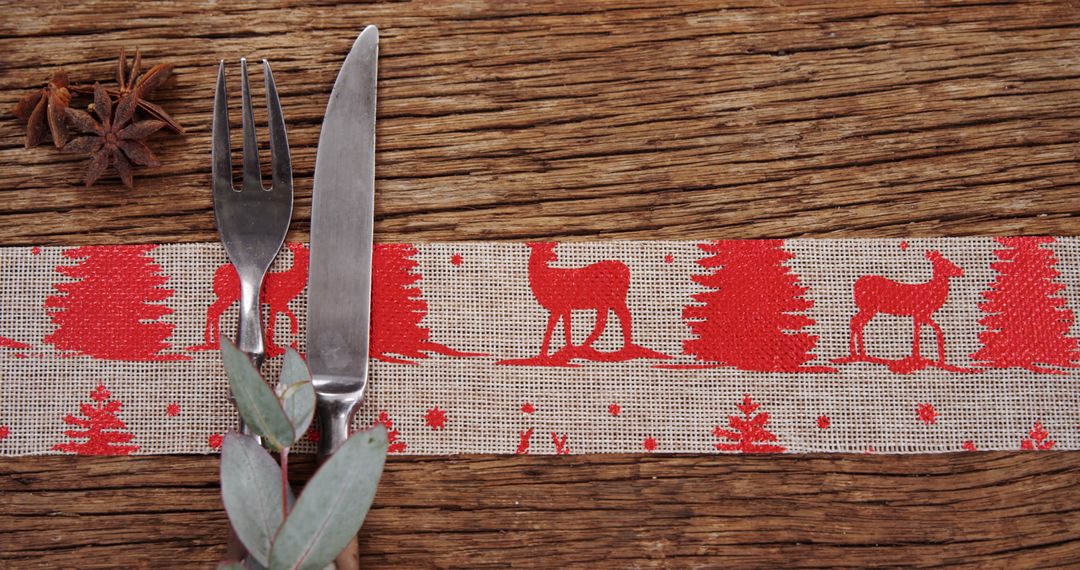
[2,1,1079,567]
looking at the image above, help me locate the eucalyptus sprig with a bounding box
[217,338,387,570]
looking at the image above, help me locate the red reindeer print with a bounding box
[516,428,534,454]
[551,432,570,454]
[189,243,308,358]
[834,250,972,374]
[498,243,671,366]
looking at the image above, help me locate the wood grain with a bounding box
[1,0,1079,568]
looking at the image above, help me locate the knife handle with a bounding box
[316,402,362,570]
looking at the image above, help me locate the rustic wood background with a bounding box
[1,0,1079,567]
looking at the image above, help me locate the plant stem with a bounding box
[280,447,290,516]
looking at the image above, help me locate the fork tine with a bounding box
[263,60,292,192]
[239,57,263,191]
[212,60,233,194]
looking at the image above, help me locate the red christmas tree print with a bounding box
[190,243,308,358]
[45,245,185,361]
[371,244,484,364]
[376,411,407,453]
[499,243,671,366]
[678,240,833,372]
[834,249,971,374]
[53,384,139,455]
[713,395,786,453]
[1021,421,1055,450]
[971,237,1080,374]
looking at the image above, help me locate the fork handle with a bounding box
[225,274,266,563]
[237,275,267,368]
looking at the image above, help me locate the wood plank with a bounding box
[1,0,1078,567]
[3,453,1079,569]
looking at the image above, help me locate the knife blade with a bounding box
[308,25,378,458]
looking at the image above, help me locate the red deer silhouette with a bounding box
[835,250,970,373]
[498,243,670,366]
[189,243,308,358]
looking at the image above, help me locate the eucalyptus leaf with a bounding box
[220,337,296,451]
[268,425,389,570]
[279,347,310,386]
[221,433,295,566]
[277,348,315,443]
[216,563,246,570]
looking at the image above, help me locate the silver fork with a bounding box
[212,58,293,373]
[212,57,292,564]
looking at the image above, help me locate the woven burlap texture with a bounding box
[0,238,1077,455]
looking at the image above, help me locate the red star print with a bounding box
[817,415,830,430]
[520,402,535,414]
[165,403,180,417]
[608,403,621,416]
[0,426,9,439]
[663,254,674,264]
[643,437,657,451]
[899,241,909,250]
[425,407,447,430]
[917,403,937,425]
[962,440,977,452]
[208,433,224,449]
[450,253,463,266]
[31,246,41,255]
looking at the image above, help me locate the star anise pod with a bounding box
[71,47,184,134]
[63,83,165,188]
[11,70,72,148]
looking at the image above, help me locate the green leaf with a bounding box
[221,433,295,566]
[277,348,315,444]
[269,425,388,570]
[220,337,295,451]
[216,563,246,570]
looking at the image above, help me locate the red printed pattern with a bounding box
[835,249,970,374]
[498,242,671,366]
[682,240,830,372]
[191,243,308,357]
[713,395,785,453]
[370,244,483,364]
[45,246,185,361]
[972,237,1080,373]
[53,384,138,455]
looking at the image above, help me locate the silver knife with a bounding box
[308,25,378,459]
